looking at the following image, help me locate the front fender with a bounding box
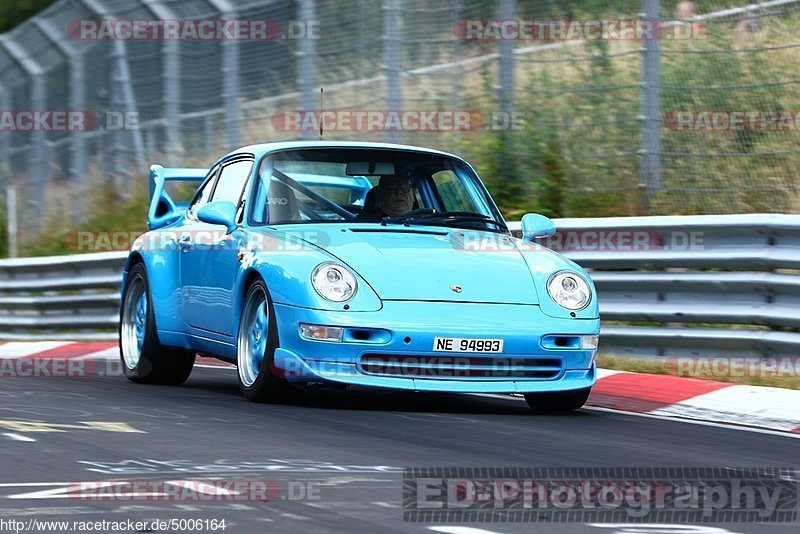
[122,241,184,335]
[235,230,382,314]
[514,239,599,320]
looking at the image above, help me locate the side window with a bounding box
[188,167,219,215]
[212,159,253,205]
[431,170,472,212]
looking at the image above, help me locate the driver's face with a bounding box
[378,178,414,216]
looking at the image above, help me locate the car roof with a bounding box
[223,140,464,161]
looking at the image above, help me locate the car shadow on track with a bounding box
[182,370,592,417]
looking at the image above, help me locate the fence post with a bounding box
[0,83,8,180]
[204,0,240,150]
[204,115,214,155]
[497,0,515,117]
[297,0,317,140]
[109,38,145,198]
[163,40,182,161]
[383,0,402,143]
[142,0,182,162]
[6,187,18,258]
[0,36,49,221]
[640,0,663,209]
[33,17,87,221]
[221,40,241,150]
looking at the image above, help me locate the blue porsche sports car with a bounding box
[120,141,599,411]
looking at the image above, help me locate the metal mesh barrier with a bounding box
[1,0,799,245]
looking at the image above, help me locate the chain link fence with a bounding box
[1,0,799,249]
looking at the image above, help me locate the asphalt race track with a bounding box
[0,363,798,534]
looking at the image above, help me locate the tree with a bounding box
[0,0,57,33]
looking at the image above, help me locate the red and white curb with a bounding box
[1,343,798,433]
[0,341,233,369]
[591,369,800,434]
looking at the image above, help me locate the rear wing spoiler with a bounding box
[148,165,207,229]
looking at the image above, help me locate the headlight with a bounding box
[547,270,591,311]
[311,262,357,302]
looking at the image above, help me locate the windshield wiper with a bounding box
[381,211,508,231]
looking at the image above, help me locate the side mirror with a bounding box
[521,213,556,241]
[197,201,238,234]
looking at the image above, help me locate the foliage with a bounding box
[23,183,148,257]
[0,0,56,33]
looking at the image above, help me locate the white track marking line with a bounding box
[429,527,505,534]
[596,368,627,379]
[584,406,800,439]
[6,480,238,500]
[8,486,76,500]
[468,394,800,438]
[650,385,800,431]
[0,342,73,358]
[0,483,72,487]
[75,347,118,360]
[588,524,746,533]
[6,344,795,439]
[2,433,36,442]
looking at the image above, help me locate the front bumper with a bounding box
[273,301,599,394]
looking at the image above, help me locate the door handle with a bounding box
[178,234,192,250]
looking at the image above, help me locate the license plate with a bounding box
[432,337,504,353]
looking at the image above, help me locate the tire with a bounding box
[236,279,295,403]
[524,387,591,412]
[119,263,195,385]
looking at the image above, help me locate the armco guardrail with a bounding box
[0,251,127,341]
[1,214,799,357]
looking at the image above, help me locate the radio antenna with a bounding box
[319,87,324,138]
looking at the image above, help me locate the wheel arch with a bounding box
[122,249,183,337]
[233,268,267,338]
[121,251,144,295]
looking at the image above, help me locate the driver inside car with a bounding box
[355,173,416,221]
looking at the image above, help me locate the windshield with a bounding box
[250,148,505,232]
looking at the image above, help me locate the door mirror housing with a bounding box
[521,213,556,241]
[197,201,238,234]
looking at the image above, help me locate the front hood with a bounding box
[278,225,539,303]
